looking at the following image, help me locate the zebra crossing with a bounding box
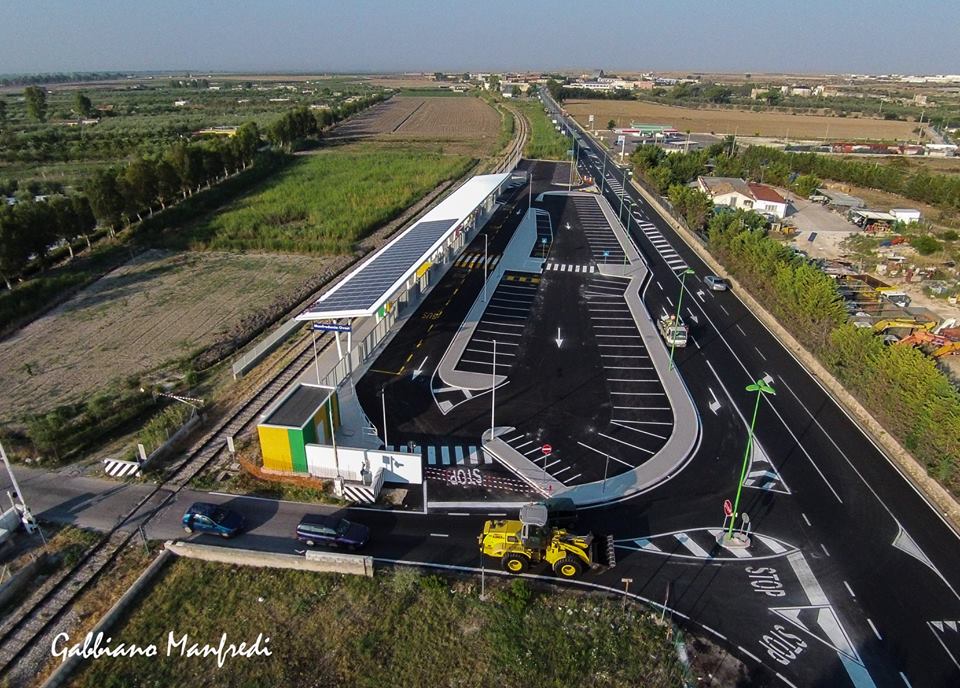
[634,217,689,272]
[423,444,494,466]
[615,527,799,561]
[543,263,596,273]
[455,252,501,270]
[102,458,141,478]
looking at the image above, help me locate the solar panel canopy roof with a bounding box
[298,173,509,320]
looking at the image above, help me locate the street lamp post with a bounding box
[726,379,776,539]
[380,386,388,448]
[482,233,488,303]
[668,269,696,371]
[490,340,497,439]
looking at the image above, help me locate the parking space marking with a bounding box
[577,441,635,467]
[611,421,667,440]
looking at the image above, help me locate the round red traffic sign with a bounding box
[723,499,733,517]
[541,444,552,456]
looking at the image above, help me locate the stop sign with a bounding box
[541,444,552,456]
[723,499,733,517]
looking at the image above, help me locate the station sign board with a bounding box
[312,322,352,333]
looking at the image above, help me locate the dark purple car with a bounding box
[296,514,369,550]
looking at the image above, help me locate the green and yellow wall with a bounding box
[257,391,340,473]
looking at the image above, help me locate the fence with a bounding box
[232,317,304,379]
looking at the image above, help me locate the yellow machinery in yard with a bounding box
[477,503,615,579]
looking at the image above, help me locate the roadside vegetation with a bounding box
[69,560,685,688]
[706,210,960,495]
[512,99,569,160]
[190,143,472,254]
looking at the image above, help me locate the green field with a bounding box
[512,100,571,160]
[69,559,684,688]
[191,143,473,254]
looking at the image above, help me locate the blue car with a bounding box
[296,514,369,550]
[182,502,244,538]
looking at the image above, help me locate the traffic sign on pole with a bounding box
[723,499,733,517]
[541,444,552,456]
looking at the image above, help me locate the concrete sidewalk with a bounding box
[435,207,543,391]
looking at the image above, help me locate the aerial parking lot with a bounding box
[355,162,688,500]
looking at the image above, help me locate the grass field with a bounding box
[68,560,685,688]
[0,249,334,420]
[564,99,919,141]
[192,142,473,254]
[512,100,570,160]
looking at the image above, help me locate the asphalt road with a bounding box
[4,106,960,686]
[544,92,960,687]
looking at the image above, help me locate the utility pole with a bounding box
[726,379,776,540]
[669,269,696,371]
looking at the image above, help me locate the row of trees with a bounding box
[84,122,261,230]
[704,209,960,495]
[0,194,96,289]
[0,71,127,87]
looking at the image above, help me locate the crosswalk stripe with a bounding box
[756,534,787,554]
[428,446,437,465]
[674,532,710,557]
[455,446,464,465]
[441,446,451,465]
[635,538,662,552]
[468,447,479,464]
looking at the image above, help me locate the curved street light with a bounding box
[726,378,776,540]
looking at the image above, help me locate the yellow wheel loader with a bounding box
[477,503,615,579]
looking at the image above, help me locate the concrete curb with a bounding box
[627,176,960,535]
[164,540,375,577]
[435,208,541,391]
[555,193,700,505]
[40,549,172,688]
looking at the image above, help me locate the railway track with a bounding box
[0,105,531,685]
[0,330,329,681]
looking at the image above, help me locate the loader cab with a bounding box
[519,503,549,548]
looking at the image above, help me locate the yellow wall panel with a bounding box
[258,425,292,471]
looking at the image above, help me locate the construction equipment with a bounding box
[477,503,615,579]
[658,314,689,347]
[872,318,938,334]
[896,330,960,358]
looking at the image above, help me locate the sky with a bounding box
[2,0,958,76]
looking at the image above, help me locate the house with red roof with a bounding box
[696,176,789,219]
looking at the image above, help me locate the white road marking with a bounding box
[448,512,469,516]
[867,618,882,640]
[754,346,767,361]
[802,513,812,526]
[735,324,746,336]
[787,551,828,605]
[718,303,730,315]
[899,672,912,687]
[577,441,634,467]
[820,543,831,557]
[843,581,856,598]
[430,533,449,538]
[656,280,663,290]
[675,532,710,558]
[706,359,842,503]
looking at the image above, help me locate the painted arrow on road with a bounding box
[687,308,699,324]
[555,327,564,348]
[412,356,429,380]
